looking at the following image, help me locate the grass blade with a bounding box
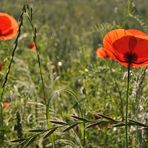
[24,134,39,147]
[63,123,79,132]
[29,129,49,132]
[50,120,68,125]
[43,127,58,139]
[72,115,90,122]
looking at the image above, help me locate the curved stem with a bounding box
[125,64,130,148]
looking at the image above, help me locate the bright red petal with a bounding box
[103,29,132,58]
[112,36,137,54]
[103,29,129,45]
[133,36,148,57]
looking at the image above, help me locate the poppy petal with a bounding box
[103,29,133,56]
[127,29,147,36]
[103,29,131,45]
[96,47,110,59]
[133,37,148,57]
[112,36,137,54]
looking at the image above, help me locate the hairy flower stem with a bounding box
[125,64,130,148]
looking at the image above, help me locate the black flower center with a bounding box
[124,52,137,64]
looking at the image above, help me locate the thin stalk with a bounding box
[125,64,130,148]
[26,8,47,122]
[127,0,131,15]
[83,122,86,146]
[0,6,25,145]
[0,5,25,100]
[26,6,56,147]
[51,134,55,148]
[33,27,46,104]
[0,105,4,145]
[26,6,55,147]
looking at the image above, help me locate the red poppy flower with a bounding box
[2,101,11,109]
[96,29,148,67]
[0,63,3,71]
[28,42,36,51]
[0,12,18,40]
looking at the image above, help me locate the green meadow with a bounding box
[0,0,147,147]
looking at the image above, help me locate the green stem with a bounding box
[125,64,130,148]
[0,6,25,145]
[0,105,4,145]
[26,8,47,122]
[33,27,46,118]
[83,122,86,146]
[127,0,131,15]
